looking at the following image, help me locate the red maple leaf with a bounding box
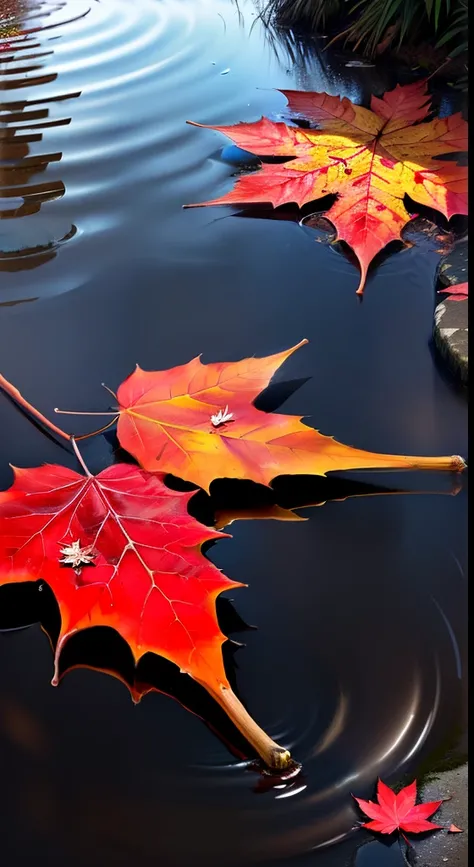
[0,462,235,686]
[439,281,468,301]
[0,454,290,768]
[353,778,442,835]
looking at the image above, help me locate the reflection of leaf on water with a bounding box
[185,473,463,531]
[215,502,304,529]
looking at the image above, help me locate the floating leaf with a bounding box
[187,80,467,293]
[0,460,290,768]
[116,340,466,491]
[353,778,443,835]
[439,281,468,301]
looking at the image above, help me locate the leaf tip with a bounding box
[355,261,368,295]
[287,338,309,356]
[448,824,463,833]
[218,530,234,542]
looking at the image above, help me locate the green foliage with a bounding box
[259,0,341,30]
[435,0,467,57]
[260,0,468,60]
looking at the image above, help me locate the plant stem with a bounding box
[0,372,71,442]
[426,57,452,80]
[383,454,467,471]
[71,436,92,476]
[54,409,118,416]
[101,383,117,399]
[205,681,292,770]
[0,372,117,445]
[75,418,119,441]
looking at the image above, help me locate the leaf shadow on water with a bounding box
[0,580,257,758]
[351,837,415,867]
[221,199,468,295]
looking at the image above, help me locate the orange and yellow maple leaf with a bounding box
[116,340,465,492]
[187,80,468,293]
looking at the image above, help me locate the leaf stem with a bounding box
[54,409,118,416]
[71,436,92,476]
[0,372,71,442]
[101,383,117,399]
[426,58,452,81]
[75,418,119,441]
[0,371,117,447]
[205,681,293,770]
[383,455,467,471]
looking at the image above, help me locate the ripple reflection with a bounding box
[1,0,84,269]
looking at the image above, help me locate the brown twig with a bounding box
[204,680,293,770]
[0,372,118,444]
[0,372,71,442]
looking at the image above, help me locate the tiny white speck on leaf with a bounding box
[59,540,96,568]
[210,406,234,427]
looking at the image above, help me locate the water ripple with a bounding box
[0,3,468,866]
[0,0,267,286]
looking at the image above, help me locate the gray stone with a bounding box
[434,240,468,384]
[416,763,468,867]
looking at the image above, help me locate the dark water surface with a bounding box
[0,2,468,866]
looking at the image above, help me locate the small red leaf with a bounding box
[439,281,468,301]
[353,779,443,836]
